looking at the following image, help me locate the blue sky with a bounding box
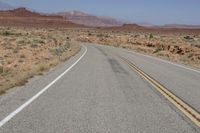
[2,0,200,25]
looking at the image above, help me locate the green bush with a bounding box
[149,33,153,39]
[33,38,45,44]
[49,41,71,56]
[0,66,3,74]
[1,31,13,36]
[49,47,58,55]
[88,32,92,36]
[0,31,22,36]
[97,33,104,37]
[184,36,193,40]
[49,47,64,56]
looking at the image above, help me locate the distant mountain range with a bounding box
[137,22,155,27]
[56,10,123,27]
[0,7,44,17]
[0,8,83,28]
[0,1,14,10]
[0,1,199,29]
[162,24,200,29]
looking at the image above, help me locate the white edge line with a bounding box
[122,48,200,74]
[0,45,87,128]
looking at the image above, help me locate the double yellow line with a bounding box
[117,55,200,127]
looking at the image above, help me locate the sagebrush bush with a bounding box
[49,47,63,56]
[0,66,3,74]
[184,36,193,40]
[153,47,162,53]
[1,31,13,36]
[37,63,49,72]
[149,33,153,39]
[33,38,45,44]
[17,39,26,45]
[30,44,38,48]
[20,54,26,58]
[49,41,71,56]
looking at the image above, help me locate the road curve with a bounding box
[0,44,199,133]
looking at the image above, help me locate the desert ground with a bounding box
[0,26,200,94]
[75,28,200,68]
[0,27,80,94]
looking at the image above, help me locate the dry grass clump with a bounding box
[37,63,50,72]
[0,66,3,74]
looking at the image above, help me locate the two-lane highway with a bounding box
[0,44,199,132]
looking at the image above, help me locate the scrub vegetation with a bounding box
[0,27,80,94]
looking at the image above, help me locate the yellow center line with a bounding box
[116,54,200,127]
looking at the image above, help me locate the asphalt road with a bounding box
[0,44,199,133]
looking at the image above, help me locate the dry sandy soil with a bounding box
[0,27,80,94]
[74,28,200,69]
[0,26,200,94]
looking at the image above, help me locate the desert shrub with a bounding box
[153,47,162,53]
[17,39,26,45]
[88,32,92,36]
[188,54,193,58]
[157,53,165,57]
[49,42,71,56]
[97,33,104,37]
[13,49,19,53]
[5,46,13,50]
[134,34,140,38]
[65,41,71,48]
[18,59,24,63]
[50,47,61,56]
[191,44,200,48]
[20,54,26,58]
[37,63,49,72]
[49,47,64,56]
[113,43,120,47]
[33,38,45,44]
[0,90,5,95]
[1,31,13,36]
[0,30,22,36]
[184,36,193,40]
[184,36,194,43]
[149,33,153,39]
[0,66,3,74]
[30,44,38,48]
